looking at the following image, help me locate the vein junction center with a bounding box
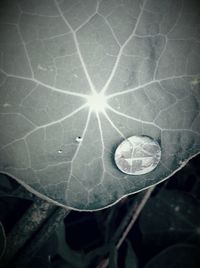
[86,92,108,113]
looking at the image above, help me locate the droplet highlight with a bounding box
[114,135,161,175]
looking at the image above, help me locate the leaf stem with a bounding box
[97,186,155,268]
[117,186,155,249]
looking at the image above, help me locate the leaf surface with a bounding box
[0,0,200,210]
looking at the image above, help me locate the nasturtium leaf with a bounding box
[144,244,200,268]
[139,190,200,246]
[109,246,118,268]
[55,221,103,268]
[0,0,200,210]
[125,240,138,268]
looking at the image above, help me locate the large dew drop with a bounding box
[114,135,161,175]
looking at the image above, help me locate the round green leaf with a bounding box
[125,240,138,268]
[139,190,200,245]
[144,244,200,268]
[0,0,200,210]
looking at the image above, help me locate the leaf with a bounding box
[0,222,6,259]
[29,235,58,268]
[125,240,138,268]
[109,246,118,268]
[139,190,200,246]
[51,258,74,268]
[144,244,200,268]
[0,0,200,210]
[56,222,87,268]
[55,221,109,268]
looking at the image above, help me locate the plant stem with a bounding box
[12,207,70,268]
[97,186,155,268]
[116,186,155,249]
[0,197,56,267]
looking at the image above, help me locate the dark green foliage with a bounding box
[144,244,200,268]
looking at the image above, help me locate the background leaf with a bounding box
[56,221,109,268]
[144,244,200,268]
[139,190,200,248]
[109,246,118,268]
[125,240,138,268]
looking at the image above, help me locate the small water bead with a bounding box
[174,206,180,212]
[114,135,161,175]
[76,136,83,143]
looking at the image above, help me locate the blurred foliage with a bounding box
[139,190,200,247]
[0,155,200,268]
[144,244,200,268]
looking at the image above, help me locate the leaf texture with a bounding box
[0,0,200,210]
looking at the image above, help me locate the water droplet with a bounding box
[48,255,51,263]
[76,136,83,143]
[114,135,161,175]
[174,206,180,212]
